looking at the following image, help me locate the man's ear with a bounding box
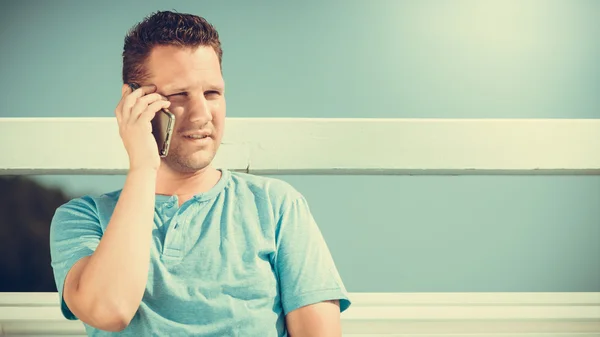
[121,83,131,96]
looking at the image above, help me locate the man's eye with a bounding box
[205,91,220,97]
[167,92,187,98]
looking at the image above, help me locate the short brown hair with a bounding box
[122,10,223,84]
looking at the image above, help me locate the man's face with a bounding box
[146,45,225,173]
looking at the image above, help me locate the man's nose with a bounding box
[187,95,212,125]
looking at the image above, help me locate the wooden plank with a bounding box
[0,292,598,335]
[0,118,599,175]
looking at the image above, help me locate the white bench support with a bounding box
[0,292,598,336]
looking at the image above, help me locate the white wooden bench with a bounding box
[1,117,599,336]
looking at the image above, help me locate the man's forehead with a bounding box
[147,45,223,89]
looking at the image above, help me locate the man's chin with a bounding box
[163,151,215,172]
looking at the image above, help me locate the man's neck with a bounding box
[155,164,222,205]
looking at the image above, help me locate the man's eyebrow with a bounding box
[207,85,225,91]
[161,84,225,95]
[162,86,190,94]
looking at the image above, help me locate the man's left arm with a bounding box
[274,193,350,337]
[286,300,341,337]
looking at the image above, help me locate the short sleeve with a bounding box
[49,196,102,320]
[274,195,351,315]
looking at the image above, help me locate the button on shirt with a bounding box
[49,169,351,336]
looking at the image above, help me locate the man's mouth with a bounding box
[184,134,209,139]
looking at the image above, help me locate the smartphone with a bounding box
[127,82,175,157]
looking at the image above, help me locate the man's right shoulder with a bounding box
[53,189,123,224]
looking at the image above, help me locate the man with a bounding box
[49,10,350,337]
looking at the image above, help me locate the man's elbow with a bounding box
[96,319,129,332]
[87,302,134,332]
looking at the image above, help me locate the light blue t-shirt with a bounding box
[49,168,350,336]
